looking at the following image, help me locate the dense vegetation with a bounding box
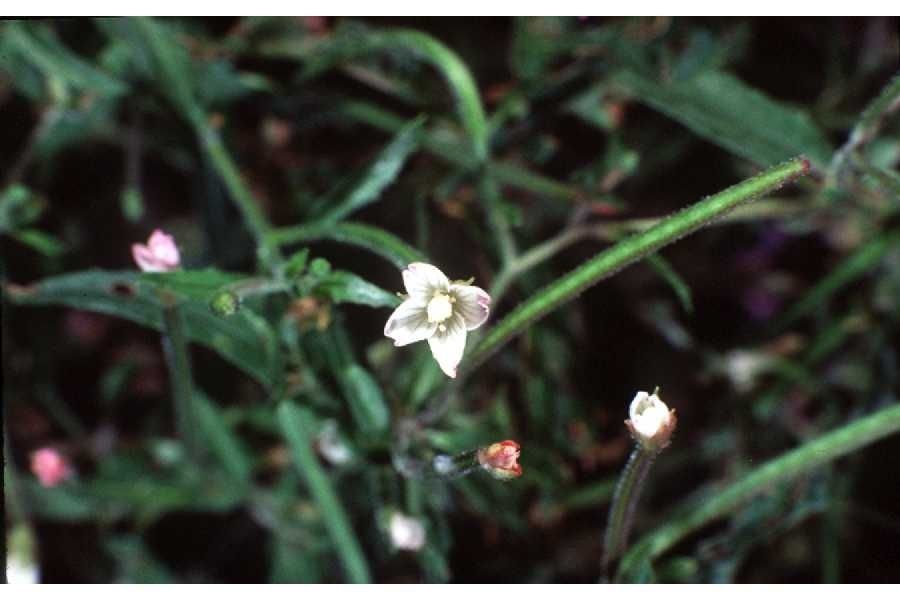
[3,17,899,583]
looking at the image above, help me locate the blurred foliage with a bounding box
[2,17,900,583]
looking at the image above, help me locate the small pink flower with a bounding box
[131,229,181,272]
[477,440,522,480]
[30,448,72,487]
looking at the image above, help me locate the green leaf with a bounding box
[276,400,372,583]
[195,391,253,485]
[614,69,833,168]
[313,270,401,308]
[316,116,425,224]
[271,221,426,269]
[646,254,693,313]
[269,538,322,583]
[105,535,176,583]
[262,26,489,161]
[617,403,900,581]
[2,21,128,98]
[19,479,99,522]
[772,230,900,331]
[338,364,390,433]
[140,269,245,301]
[6,270,278,386]
[0,185,45,233]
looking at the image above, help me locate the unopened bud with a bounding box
[625,390,677,452]
[388,512,426,551]
[477,440,522,480]
[210,290,240,316]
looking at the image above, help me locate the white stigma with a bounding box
[426,292,454,324]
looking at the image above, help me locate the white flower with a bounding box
[384,263,491,378]
[388,512,426,551]
[626,390,677,451]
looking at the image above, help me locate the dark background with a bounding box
[2,17,899,583]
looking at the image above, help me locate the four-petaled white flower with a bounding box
[626,390,677,451]
[384,263,491,378]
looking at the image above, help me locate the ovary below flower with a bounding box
[132,229,181,272]
[626,390,677,451]
[384,262,491,378]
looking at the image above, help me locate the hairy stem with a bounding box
[617,402,900,581]
[467,157,810,377]
[602,446,657,574]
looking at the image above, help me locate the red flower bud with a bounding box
[477,440,522,480]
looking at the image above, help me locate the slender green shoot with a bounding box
[160,296,199,463]
[602,445,657,573]
[466,157,811,376]
[276,400,371,584]
[617,402,900,581]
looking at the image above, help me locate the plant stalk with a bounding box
[602,445,658,574]
[465,157,810,377]
[161,296,199,462]
[617,402,900,581]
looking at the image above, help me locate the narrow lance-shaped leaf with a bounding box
[772,230,900,331]
[270,221,427,270]
[5,270,279,387]
[276,401,372,583]
[614,70,833,169]
[316,116,425,225]
[261,28,490,161]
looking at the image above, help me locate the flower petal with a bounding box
[628,391,650,423]
[132,243,165,272]
[451,283,491,330]
[384,298,436,346]
[402,262,449,301]
[427,314,467,378]
[148,229,180,266]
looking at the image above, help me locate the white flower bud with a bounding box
[626,390,677,451]
[388,512,426,552]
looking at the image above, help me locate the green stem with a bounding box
[490,224,599,303]
[602,446,657,573]
[276,400,371,584]
[479,175,517,266]
[161,296,198,462]
[829,71,900,182]
[133,18,282,272]
[339,100,589,204]
[467,157,810,376]
[196,122,283,269]
[489,197,808,306]
[617,402,900,581]
[771,230,900,331]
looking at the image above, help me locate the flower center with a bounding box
[426,292,454,324]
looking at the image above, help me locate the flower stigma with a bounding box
[427,291,454,325]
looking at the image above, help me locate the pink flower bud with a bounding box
[30,448,72,487]
[477,440,522,480]
[131,229,181,272]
